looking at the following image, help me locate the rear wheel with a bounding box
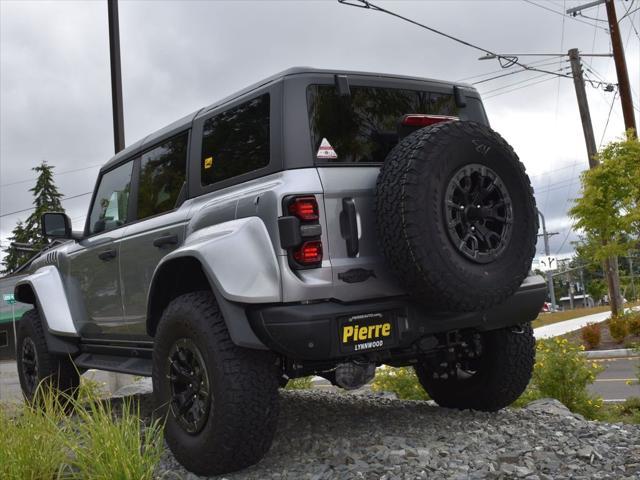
[152,291,280,476]
[415,324,535,411]
[16,309,79,403]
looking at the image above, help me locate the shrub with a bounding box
[67,396,164,480]
[581,322,601,349]
[285,376,314,390]
[626,311,640,336]
[609,315,629,343]
[0,381,163,480]
[371,367,429,401]
[0,386,69,480]
[519,338,604,419]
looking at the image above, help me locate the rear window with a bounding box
[307,85,458,164]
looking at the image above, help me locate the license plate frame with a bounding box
[338,311,397,354]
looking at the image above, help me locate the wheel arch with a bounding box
[146,255,267,349]
[14,266,79,355]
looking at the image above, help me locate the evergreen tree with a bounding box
[1,221,31,274]
[1,161,65,274]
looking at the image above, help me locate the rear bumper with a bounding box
[248,274,546,361]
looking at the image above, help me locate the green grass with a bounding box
[0,381,164,480]
[285,376,314,390]
[0,387,69,480]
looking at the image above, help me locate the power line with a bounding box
[471,60,568,85]
[599,90,619,148]
[338,0,577,80]
[0,192,93,218]
[483,74,561,99]
[522,0,609,31]
[479,68,569,95]
[458,56,569,82]
[0,163,102,188]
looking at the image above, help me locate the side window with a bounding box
[88,161,133,235]
[201,93,270,186]
[137,132,188,220]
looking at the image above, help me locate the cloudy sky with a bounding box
[1,0,638,265]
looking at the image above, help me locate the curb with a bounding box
[581,348,637,359]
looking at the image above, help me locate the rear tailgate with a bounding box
[317,166,404,301]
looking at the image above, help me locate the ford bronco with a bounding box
[14,68,545,475]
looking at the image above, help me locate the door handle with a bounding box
[97,248,117,261]
[153,234,179,248]
[340,198,359,257]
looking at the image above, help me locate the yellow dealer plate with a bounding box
[338,312,396,353]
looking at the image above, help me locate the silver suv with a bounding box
[14,68,545,475]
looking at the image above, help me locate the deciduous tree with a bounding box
[570,130,640,316]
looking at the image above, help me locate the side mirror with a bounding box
[41,212,72,239]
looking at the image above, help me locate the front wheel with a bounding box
[415,324,535,411]
[152,291,280,476]
[16,309,80,403]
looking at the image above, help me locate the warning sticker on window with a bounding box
[316,138,338,160]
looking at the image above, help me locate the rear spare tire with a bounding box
[376,121,537,312]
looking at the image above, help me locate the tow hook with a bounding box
[335,361,376,390]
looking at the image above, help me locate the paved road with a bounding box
[589,357,640,402]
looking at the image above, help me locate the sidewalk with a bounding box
[533,306,639,339]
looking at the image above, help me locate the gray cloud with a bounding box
[1,0,638,261]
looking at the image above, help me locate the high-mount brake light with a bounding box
[293,241,323,265]
[288,196,319,222]
[401,114,458,127]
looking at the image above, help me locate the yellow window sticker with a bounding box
[204,157,214,169]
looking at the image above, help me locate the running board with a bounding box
[74,352,152,377]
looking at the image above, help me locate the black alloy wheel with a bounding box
[168,338,211,434]
[21,336,39,394]
[444,163,513,264]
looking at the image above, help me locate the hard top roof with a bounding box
[100,67,473,172]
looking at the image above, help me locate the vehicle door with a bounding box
[67,159,134,339]
[119,132,190,340]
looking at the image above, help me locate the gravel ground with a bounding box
[126,388,640,480]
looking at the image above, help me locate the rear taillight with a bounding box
[288,196,319,222]
[293,241,323,265]
[401,114,458,127]
[279,195,323,269]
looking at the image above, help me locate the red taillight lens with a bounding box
[401,114,458,127]
[293,241,322,265]
[288,196,319,221]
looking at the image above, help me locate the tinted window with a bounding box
[138,132,188,219]
[201,94,270,186]
[88,161,133,234]
[307,85,458,164]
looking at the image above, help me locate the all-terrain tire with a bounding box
[415,324,535,411]
[16,309,80,403]
[152,291,280,476]
[376,121,537,312]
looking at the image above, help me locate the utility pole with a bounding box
[568,48,599,168]
[604,0,637,134]
[538,210,558,310]
[567,0,637,135]
[108,0,125,153]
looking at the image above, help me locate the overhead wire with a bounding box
[479,68,569,96]
[599,90,619,148]
[471,59,568,85]
[0,191,93,218]
[482,74,561,99]
[337,0,581,81]
[0,163,102,188]
[521,0,609,31]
